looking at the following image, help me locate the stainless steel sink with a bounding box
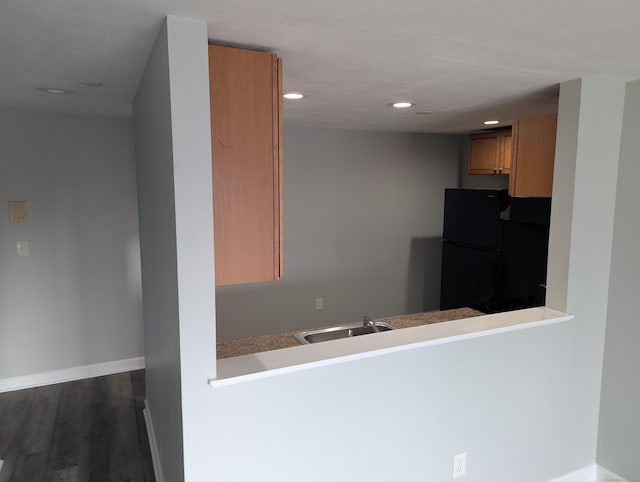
[294,321,397,345]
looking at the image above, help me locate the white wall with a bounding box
[134,19,631,477]
[546,76,626,471]
[545,80,580,312]
[216,127,461,341]
[133,16,215,482]
[597,79,640,480]
[182,77,627,481]
[133,18,184,482]
[0,107,142,380]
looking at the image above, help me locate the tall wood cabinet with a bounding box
[467,128,512,175]
[208,45,283,286]
[509,113,557,197]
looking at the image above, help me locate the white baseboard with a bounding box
[0,356,145,393]
[143,399,164,482]
[548,464,629,482]
[597,465,628,481]
[547,465,598,482]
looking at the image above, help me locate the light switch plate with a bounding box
[17,241,29,256]
[9,201,29,223]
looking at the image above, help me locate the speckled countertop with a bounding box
[216,307,484,359]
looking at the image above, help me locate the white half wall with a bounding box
[0,108,143,380]
[200,320,595,482]
[216,127,462,340]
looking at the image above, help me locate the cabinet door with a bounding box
[209,45,283,286]
[500,131,512,174]
[509,113,557,197]
[468,132,501,174]
[468,129,512,175]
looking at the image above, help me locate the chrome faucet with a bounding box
[363,315,380,333]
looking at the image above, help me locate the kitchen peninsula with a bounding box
[217,307,484,358]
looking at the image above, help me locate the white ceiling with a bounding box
[2,0,640,133]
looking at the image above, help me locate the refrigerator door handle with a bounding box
[443,240,501,253]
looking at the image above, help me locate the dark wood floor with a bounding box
[0,370,155,482]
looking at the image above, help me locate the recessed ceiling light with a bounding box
[484,120,500,125]
[390,101,415,108]
[283,93,304,100]
[38,87,74,95]
[81,81,103,87]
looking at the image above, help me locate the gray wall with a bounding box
[215,126,462,341]
[133,16,215,482]
[597,79,640,480]
[0,107,142,380]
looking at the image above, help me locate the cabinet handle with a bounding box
[499,167,503,173]
[493,168,497,174]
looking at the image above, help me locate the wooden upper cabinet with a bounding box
[468,128,512,175]
[509,113,557,197]
[501,130,512,174]
[208,45,283,286]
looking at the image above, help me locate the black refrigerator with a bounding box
[495,195,551,311]
[439,188,551,312]
[440,189,509,310]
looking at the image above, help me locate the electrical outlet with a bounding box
[315,298,324,310]
[453,452,466,478]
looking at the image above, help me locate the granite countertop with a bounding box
[216,307,485,359]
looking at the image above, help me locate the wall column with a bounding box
[597,78,640,480]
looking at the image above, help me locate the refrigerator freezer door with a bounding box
[498,221,550,303]
[443,189,508,249]
[440,241,498,310]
